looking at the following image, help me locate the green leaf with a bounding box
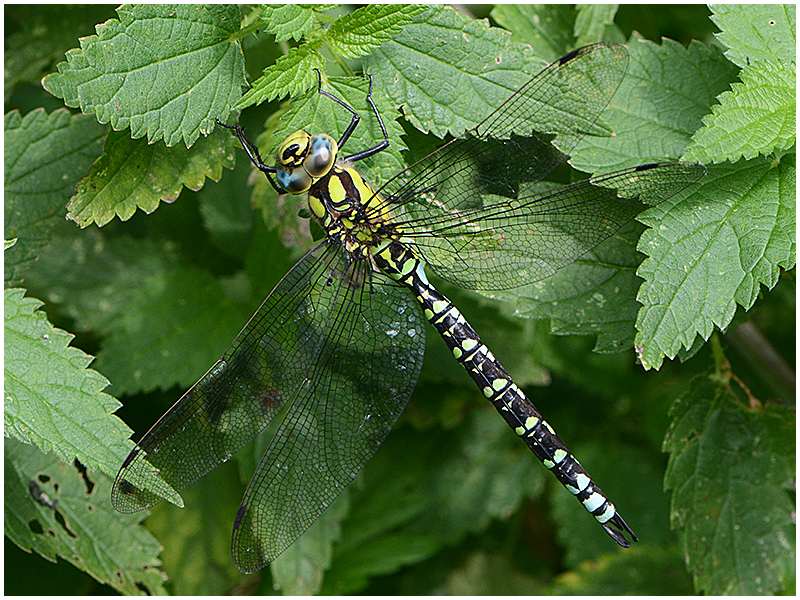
[20,224,258,399]
[365,5,544,138]
[572,36,740,173]
[320,406,547,594]
[685,61,796,164]
[490,4,578,61]
[663,372,796,594]
[93,265,250,396]
[710,4,796,68]
[326,4,427,59]
[410,408,546,543]
[552,442,672,567]
[4,5,118,98]
[196,148,257,256]
[497,221,650,353]
[234,40,325,108]
[323,454,438,595]
[440,551,543,594]
[20,227,181,334]
[146,461,248,594]
[254,4,322,43]
[67,127,237,227]
[635,158,795,370]
[4,288,132,477]
[271,487,350,595]
[42,5,246,147]
[550,545,694,594]
[4,109,106,284]
[574,4,619,48]
[5,438,166,595]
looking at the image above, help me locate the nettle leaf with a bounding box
[271,488,350,595]
[496,221,649,353]
[234,40,325,108]
[145,463,247,594]
[710,4,796,68]
[4,5,118,97]
[68,127,237,227]
[635,158,795,370]
[686,61,796,164]
[236,4,424,109]
[552,442,672,567]
[663,374,795,595]
[549,545,693,595]
[326,4,427,59]
[574,4,619,48]
[365,5,543,138]
[255,4,322,43]
[572,36,740,173]
[42,4,246,147]
[4,109,105,284]
[489,5,578,62]
[21,228,181,335]
[93,265,249,396]
[3,289,132,478]
[5,437,166,595]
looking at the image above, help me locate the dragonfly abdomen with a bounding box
[374,238,637,547]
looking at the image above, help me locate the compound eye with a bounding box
[303,134,337,178]
[277,130,311,168]
[276,165,312,194]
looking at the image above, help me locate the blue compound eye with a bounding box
[277,165,312,194]
[303,134,337,178]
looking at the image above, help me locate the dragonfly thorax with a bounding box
[275,130,338,193]
[309,164,398,261]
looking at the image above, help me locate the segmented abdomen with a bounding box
[373,239,634,545]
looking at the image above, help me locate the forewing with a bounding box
[374,43,629,217]
[112,242,356,512]
[230,247,425,573]
[406,162,707,290]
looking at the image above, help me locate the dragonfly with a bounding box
[112,42,705,574]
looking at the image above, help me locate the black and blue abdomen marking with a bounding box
[374,239,636,546]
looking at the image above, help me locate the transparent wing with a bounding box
[112,243,424,521]
[373,43,629,216]
[402,162,707,290]
[229,244,426,573]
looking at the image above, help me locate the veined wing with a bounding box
[112,242,424,519]
[229,244,425,573]
[401,162,706,291]
[372,43,629,218]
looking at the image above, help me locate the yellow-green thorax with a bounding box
[274,128,401,265]
[308,163,396,261]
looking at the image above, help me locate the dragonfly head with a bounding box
[276,130,338,193]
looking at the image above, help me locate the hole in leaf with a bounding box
[28,519,45,535]
[54,509,77,539]
[73,459,95,495]
[135,582,150,595]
